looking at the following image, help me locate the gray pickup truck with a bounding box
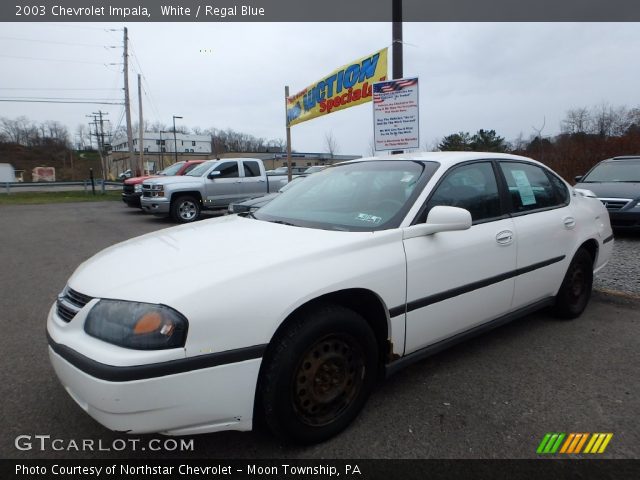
[140,158,288,223]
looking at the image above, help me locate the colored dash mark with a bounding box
[538,433,613,454]
[537,433,565,454]
[584,433,614,454]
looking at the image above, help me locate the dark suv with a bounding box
[575,155,640,230]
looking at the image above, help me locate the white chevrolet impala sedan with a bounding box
[47,152,613,444]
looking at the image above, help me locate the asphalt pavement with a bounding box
[0,202,638,459]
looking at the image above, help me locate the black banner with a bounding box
[2,459,640,480]
[2,0,640,22]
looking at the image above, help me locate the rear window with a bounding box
[500,162,563,212]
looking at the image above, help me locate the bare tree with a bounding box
[324,131,339,157]
[561,107,590,134]
[148,121,167,132]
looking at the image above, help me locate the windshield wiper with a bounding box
[268,220,297,226]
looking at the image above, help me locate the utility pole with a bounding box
[87,111,108,180]
[123,27,135,173]
[172,115,182,164]
[137,74,144,174]
[392,0,403,155]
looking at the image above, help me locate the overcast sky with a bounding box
[1,22,639,156]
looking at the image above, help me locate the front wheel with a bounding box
[260,305,378,444]
[552,248,594,319]
[170,195,200,223]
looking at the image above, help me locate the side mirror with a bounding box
[574,175,583,183]
[403,206,472,239]
[208,171,221,179]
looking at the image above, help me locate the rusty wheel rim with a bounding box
[568,263,586,304]
[292,334,365,427]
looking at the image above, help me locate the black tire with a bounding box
[260,304,378,444]
[552,248,594,319]
[170,195,200,223]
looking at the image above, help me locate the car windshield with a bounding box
[186,160,217,177]
[582,160,640,182]
[159,162,185,176]
[254,160,438,231]
[278,176,305,192]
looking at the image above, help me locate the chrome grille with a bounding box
[598,198,632,211]
[56,287,93,323]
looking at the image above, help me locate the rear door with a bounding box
[403,161,517,354]
[240,160,267,198]
[497,161,576,308]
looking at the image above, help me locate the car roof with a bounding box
[606,155,640,162]
[343,151,538,169]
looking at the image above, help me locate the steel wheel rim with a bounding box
[292,333,365,427]
[179,201,197,220]
[568,263,586,305]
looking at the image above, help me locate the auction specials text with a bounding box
[15,464,355,476]
[15,4,266,19]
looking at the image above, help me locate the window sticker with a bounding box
[511,170,536,206]
[356,213,383,224]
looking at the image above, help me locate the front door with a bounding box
[403,161,517,354]
[204,160,241,207]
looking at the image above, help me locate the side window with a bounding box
[213,162,239,178]
[243,161,261,178]
[546,170,570,205]
[424,162,501,223]
[500,162,561,212]
[182,163,199,174]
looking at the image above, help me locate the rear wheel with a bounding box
[552,248,593,319]
[170,195,200,223]
[260,305,378,444]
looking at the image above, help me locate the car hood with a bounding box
[575,181,640,200]
[68,215,383,304]
[125,175,156,185]
[143,175,205,186]
[235,193,279,208]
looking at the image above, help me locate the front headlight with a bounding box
[134,184,143,193]
[85,300,188,350]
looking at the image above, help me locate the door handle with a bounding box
[563,216,576,229]
[496,230,514,245]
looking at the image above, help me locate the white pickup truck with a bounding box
[141,158,289,222]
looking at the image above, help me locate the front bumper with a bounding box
[141,197,170,215]
[47,303,261,435]
[121,192,142,207]
[608,210,640,230]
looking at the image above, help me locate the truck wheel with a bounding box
[552,248,593,319]
[170,196,200,223]
[260,304,378,444]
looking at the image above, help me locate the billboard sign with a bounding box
[373,78,419,151]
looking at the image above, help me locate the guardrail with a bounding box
[2,180,122,194]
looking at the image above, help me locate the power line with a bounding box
[129,39,163,122]
[0,99,124,105]
[0,35,115,48]
[0,54,120,66]
[0,87,121,91]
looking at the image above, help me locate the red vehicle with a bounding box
[122,160,205,208]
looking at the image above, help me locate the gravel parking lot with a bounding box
[1,202,638,460]
[594,233,640,297]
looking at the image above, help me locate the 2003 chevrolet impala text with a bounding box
[47,152,613,444]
